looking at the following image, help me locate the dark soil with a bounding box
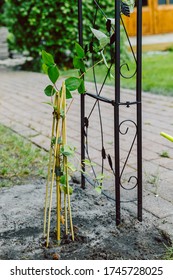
[0,180,171,260]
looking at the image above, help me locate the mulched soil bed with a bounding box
[0,180,171,260]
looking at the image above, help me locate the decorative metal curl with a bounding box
[119,120,138,190]
[120,175,138,190]
[120,62,137,79]
[119,15,137,79]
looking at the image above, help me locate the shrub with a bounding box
[0,0,5,25]
[4,0,128,69]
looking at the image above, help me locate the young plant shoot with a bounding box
[42,49,84,247]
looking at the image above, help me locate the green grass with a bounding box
[159,150,170,158]
[163,245,173,260]
[140,51,173,95]
[0,124,48,188]
[61,51,173,96]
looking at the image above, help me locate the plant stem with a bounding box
[79,58,104,79]
[66,98,74,114]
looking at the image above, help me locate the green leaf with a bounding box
[90,27,108,41]
[80,170,91,177]
[51,136,61,146]
[42,50,54,66]
[75,42,85,58]
[67,162,76,172]
[42,63,48,74]
[73,57,81,68]
[42,101,54,107]
[61,145,75,157]
[60,174,71,185]
[73,57,86,72]
[100,37,109,49]
[60,86,72,99]
[51,136,56,146]
[60,175,66,185]
[78,79,85,94]
[65,77,82,91]
[122,0,135,13]
[95,186,102,194]
[60,109,65,118]
[44,85,56,96]
[83,159,96,166]
[68,186,73,195]
[66,88,72,99]
[95,173,105,183]
[60,185,65,193]
[48,65,59,84]
[95,174,105,181]
[61,185,73,195]
[101,51,109,68]
[42,101,57,110]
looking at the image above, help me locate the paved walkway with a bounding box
[0,69,173,240]
[131,33,173,52]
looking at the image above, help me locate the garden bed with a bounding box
[0,180,171,260]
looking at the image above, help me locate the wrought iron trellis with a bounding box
[78,0,142,225]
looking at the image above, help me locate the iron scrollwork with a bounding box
[119,120,138,191]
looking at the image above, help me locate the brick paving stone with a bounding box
[143,194,173,219]
[157,184,173,204]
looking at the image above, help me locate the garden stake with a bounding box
[62,85,68,235]
[44,82,75,247]
[46,93,61,247]
[55,114,61,242]
[56,144,61,242]
[43,97,57,237]
[62,83,74,240]
[42,49,86,246]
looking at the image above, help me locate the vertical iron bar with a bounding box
[115,0,121,225]
[78,0,85,188]
[136,1,142,221]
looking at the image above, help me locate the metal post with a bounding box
[136,1,142,221]
[115,0,121,225]
[78,0,85,188]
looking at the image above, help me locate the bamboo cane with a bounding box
[45,83,74,246]
[46,93,61,247]
[56,133,61,242]
[64,194,68,235]
[43,98,57,236]
[61,84,68,235]
[62,83,74,241]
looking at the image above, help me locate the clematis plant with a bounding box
[42,47,85,247]
[42,1,135,246]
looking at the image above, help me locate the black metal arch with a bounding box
[78,0,142,225]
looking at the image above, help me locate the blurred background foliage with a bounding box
[0,0,128,71]
[0,0,5,25]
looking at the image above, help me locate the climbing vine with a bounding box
[42,0,135,246]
